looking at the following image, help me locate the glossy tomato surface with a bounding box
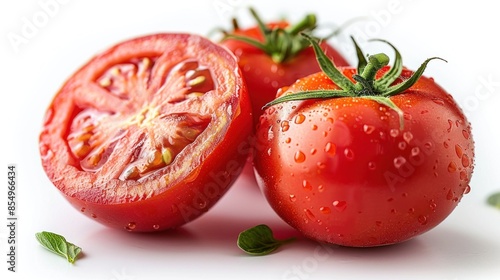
[39,33,252,232]
[221,22,350,125]
[254,67,474,247]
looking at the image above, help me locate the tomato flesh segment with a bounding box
[67,56,216,180]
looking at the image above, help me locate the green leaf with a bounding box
[382,57,447,97]
[371,39,404,90]
[35,231,82,264]
[237,225,295,256]
[264,89,352,108]
[351,36,367,74]
[487,192,500,209]
[302,33,356,92]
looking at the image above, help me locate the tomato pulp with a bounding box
[39,34,252,232]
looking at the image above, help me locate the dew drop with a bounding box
[344,148,354,160]
[325,142,336,156]
[411,147,420,157]
[368,161,377,171]
[429,201,437,211]
[432,98,445,105]
[289,194,297,202]
[125,222,136,231]
[153,224,160,230]
[447,119,453,133]
[318,185,325,192]
[455,144,463,158]
[448,161,457,173]
[285,137,291,144]
[408,208,415,214]
[317,162,326,169]
[443,141,449,148]
[294,114,306,124]
[460,170,468,181]
[398,141,407,150]
[403,131,413,143]
[304,209,316,221]
[461,154,470,167]
[446,189,454,200]
[464,185,471,194]
[281,120,290,132]
[294,151,306,163]
[332,200,347,212]
[390,129,399,138]
[302,180,312,191]
[462,129,470,139]
[418,215,428,225]
[311,124,318,131]
[402,192,409,198]
[270,64,278,73]
[393,156,407,169]
[91,213,97,218]
[320,206,331,214]
[363,125,375,134]
[310,148,317,155]
[424,142,433,150]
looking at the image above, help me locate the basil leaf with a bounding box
[237,224,295,256]
[487,192,500,209]
[35,231,82,264]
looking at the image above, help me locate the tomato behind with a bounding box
[39,33,252,232]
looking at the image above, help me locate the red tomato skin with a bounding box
[220,22,350,125]
[253,68,474,247]
[39,34,253,232]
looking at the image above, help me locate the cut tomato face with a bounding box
[39,34,252,232]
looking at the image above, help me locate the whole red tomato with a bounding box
[39,33,252,232]
[253,37,474,247]
[220,8,350,126]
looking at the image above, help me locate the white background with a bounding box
[1,0,500,279]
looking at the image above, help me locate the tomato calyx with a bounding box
[266,34,446,129]
[220,7,320,63]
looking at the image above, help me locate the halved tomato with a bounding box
[39,33,252,232]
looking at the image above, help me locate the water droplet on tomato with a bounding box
[432,98,445,105]
[403,132,413,143]
[294,114,306,124]
[418,215,428,225]
[125,222,136,231]
[447,119,453,133]
[455,144,463,158]
[448,161,457,173]
[289,194,297,202]
[344,148,354,160]
[320,206,331,214]
[411,147,420,157]
[281,120,290,132]
[304,209,316,221]
[461,154,470,167]
[91,213,97,218]
[363,125,375,134]
[424,142,433,150]
[80,207,86,212]
[267,148,272,156]
[443,141,449,148]
[446,189,454,200]
[325,142,336,156]
[332,200,347,212]
[294,151,306,163]
[317,162,326,169]
[429,201,437,211]
[393,156,407,169]
[408,208,415,214]
[310,148,317,155]
[285,137,291,144]
[302,180,312,191]
[390,129,399,138]
[464,185,471,194]
[311,124,318,131]
[460,170,468,181]
[318,185,325,192]
[153,224,160,230]
[270,64,278,73]
[462,129,470,139]
[398,141,407,150]
[368,161,377,170]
